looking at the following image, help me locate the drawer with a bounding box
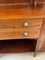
[0,19,43,29]
[0,28,41,40]
[0,19,43,40]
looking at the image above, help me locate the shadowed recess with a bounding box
[0,39,37,53]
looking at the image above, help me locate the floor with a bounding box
[0,52,45,60]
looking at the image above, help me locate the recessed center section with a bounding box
[0,39,37,53]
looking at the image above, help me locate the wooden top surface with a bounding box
[0,0,32,4]
[0,4,45,20]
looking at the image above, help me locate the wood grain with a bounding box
[0,19,42,40]
[0,0,45,20]
[35,19,45,52]
[0,19,42,28]
[0,28,40,40]
[0,0,32,4]
[0,7,45,20]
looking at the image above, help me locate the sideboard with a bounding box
[0,0,45,57]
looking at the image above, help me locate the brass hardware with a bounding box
[23,32,28,37]
[23,21,29,28]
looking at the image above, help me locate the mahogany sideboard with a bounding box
[0,0,45,57]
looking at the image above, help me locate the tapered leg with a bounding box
[33,52,37,57]
[33,19,45,57]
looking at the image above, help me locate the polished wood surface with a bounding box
[0,7,45,20]
[33,19,45,57]
[35,19,45,52]
[0,0,32,4]
[0,0,45,20]
[0,19,42,40]
[35,0,45,4]
[0,29,40,40]
[0,19,42,28]
[0,0,45,57]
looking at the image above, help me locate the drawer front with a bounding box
[0,19,43,40]
[0,19,43,29]
[0,28,40,40]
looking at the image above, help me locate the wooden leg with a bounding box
[34,19,45,57]
[33,52,37,57]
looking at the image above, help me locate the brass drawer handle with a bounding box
[23,32,28,37]
[23,21,29,28]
